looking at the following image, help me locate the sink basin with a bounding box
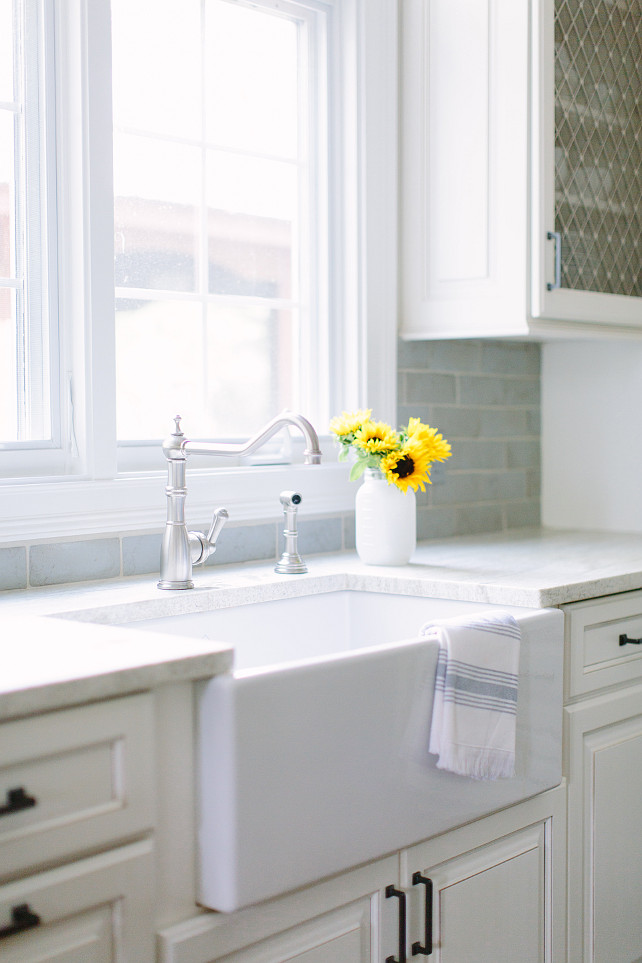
[127,589,564,911]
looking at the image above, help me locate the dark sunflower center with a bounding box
[394,455,415,478]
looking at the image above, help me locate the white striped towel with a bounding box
[420,613,521,780]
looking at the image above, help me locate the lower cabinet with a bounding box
[160,785,565,963]
[0,839,155,962]
[402,786,565,963]
[563,590,642,963]
[566,683,642,963]
[158,855,398,963]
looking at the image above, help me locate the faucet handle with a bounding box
[189,507,229,567]
[206,507,229,548]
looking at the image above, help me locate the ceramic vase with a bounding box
[355,469,416,566]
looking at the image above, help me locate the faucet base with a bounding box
[275,554,308,575]
[157,579,195,591]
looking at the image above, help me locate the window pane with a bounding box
[0,109,15,279]
[112,0,319,443]
[201,303,296,435]
[116,298,295,439]
[1,0,53,446]
[0,1,13,103]
[113,134,200,292]
[204,1,299,157]
[0,288,17,441]
[206,151,295,299]
[111,0,201,140]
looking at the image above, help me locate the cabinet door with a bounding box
[533,0,642,328]
[158,855,398,963]
[399,0,531,339]
[567,687,642,963]
[403,788,565,963]
[198,898,373,963]
[417,824,548,963]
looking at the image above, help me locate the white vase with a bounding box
[355,469,417,566]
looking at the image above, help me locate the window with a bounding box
[0,0,57,449]
[0,0,397,539]
[112,0,327,443]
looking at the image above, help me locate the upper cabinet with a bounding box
[399,0,642,340]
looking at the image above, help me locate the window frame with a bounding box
[0,0,398,542]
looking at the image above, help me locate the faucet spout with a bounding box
[158,411,322,590]
[180,410,322,464]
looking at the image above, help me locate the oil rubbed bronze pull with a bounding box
[386,885,407,963]
[412,872,433,956]
[0,787,37,817]
[0,904,41,939]
[619,634,642,646]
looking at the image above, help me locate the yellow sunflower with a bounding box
[329,408,372,438]
[353,421,399,454]
[381,441,432,493]
[405,418,452,463]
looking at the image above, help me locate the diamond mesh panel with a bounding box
[554,0,642,296]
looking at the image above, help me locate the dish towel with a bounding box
[420,613,521,780]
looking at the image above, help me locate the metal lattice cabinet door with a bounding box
[554,0,642,298]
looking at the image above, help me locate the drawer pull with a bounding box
[0,904,41,939]
[412,872,433,956]
[619,634,642,647]
[385,884,407,963]
[0,787,37,817]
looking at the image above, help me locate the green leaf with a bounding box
[349,459,367,482]
[338,446,349,462]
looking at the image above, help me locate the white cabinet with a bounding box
[399,0,642,340]
[159,786,566,963]
[158,856,398,963]
[402,787,566,963]
[563,591,642,963]
[0,694,156,962]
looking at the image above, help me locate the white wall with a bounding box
[542,341,642,532]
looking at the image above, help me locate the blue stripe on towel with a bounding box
[434,651,518,716]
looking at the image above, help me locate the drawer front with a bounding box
[0,838,154,962]
[0,693,154,880]
[564,590,642,698]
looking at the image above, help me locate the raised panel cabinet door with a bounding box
[411,822,550,963]
[567,689,642,963]
[195,897,374,963]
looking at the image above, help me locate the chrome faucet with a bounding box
[158,411,322,590]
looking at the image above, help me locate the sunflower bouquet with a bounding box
[329,409,452,493]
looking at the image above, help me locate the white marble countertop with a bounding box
[3,527,642,720]
[0,615,234,721]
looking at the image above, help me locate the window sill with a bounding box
[0,460,356,544]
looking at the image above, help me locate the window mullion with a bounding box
[79,0,118,478]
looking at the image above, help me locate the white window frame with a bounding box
[0,0,397,543]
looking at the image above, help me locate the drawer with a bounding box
[0,838,154,962]
[563,590,642,699]
[0,693,154,881]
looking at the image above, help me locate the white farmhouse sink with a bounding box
[128,589,564,911]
